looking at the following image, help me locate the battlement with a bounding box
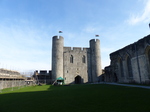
[90,39,100,43]
[63,47,89,52]
[34,70,51,75]
[53,36,64,40]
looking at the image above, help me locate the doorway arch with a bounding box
[75,75,82,84]
[114,73,118,82]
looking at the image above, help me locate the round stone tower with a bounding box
[90,39,102,82]
[52,36,64,82]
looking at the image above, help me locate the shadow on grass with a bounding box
[0,84,150,112]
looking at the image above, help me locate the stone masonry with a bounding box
[104,34,150,84]
[52,36,102,84]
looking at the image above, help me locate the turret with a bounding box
[90,39,102,82]
[52,36,64,82]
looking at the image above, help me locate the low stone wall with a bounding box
[38,79,52,84]
[0,80,26,89]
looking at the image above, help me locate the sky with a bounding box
[0,0,150,73]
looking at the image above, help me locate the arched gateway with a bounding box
[75,75,82,84]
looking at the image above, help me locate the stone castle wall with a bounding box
[0,80,25,90]
[105,34,150,84]
[63,47,91,84]
[52,36,102,84]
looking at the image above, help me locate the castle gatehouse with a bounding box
[52,36,102,84]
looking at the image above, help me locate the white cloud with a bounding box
[82,25,102,33]
[83,26,97,33]
[128,0,150,25]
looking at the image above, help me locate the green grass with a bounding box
[0,86,25,93]
[0,84,150,112]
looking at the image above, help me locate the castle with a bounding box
[52,36,102,84]
[104,34,150,84]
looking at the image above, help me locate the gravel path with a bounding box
[104,82,150,89]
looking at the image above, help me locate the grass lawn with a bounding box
[0,84,150,112]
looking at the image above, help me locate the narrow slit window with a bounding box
[82,55,86,63]
[70,55,73,63]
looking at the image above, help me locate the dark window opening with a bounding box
[127,56,133,77]
[119,58,124,77]
[82,55,86,63]
[70,55,73,63]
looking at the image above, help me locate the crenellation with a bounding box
[64,47,72,52]
[90,39,100,43]
[96,39,100,43]
[64,47,89,52]
[53,35,64,40]
[83,48,90,51]
[73,47,82,51]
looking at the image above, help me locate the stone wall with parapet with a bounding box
[63,47,91,84]
[110,34,150,59]
[63,47,90,52]
[108,34,150,83]
[0,80,26,90]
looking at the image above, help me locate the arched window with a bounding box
[82,55,86,63]
[70,55,73,63]
[148,50,150,65]
[119,58,124,77]
[127,56,133,77]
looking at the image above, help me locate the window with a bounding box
[127,56,133,77]
[70,55,73,63]
[148,50,150,65]
[119,58,124,77]
[82,55,86,63]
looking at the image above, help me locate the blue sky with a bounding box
[0,0,150,73]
